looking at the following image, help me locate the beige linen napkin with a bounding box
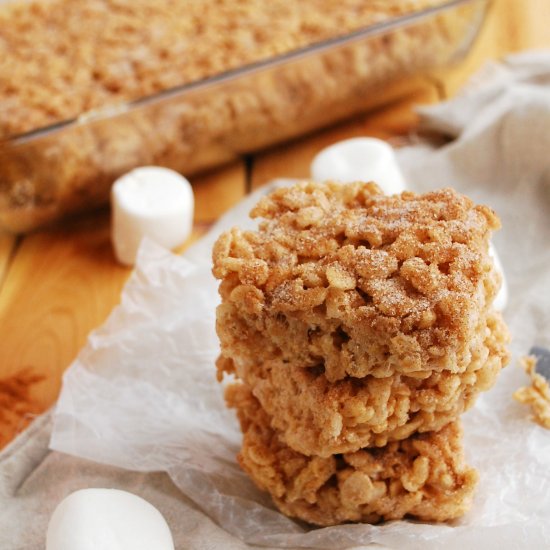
[1,50,550,549]
[0,414,255,550]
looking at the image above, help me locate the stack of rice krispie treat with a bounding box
[213,182,509,525]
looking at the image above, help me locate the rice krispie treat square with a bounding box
[213,182,503,383]
[218,310,509,456]
[226,384,478,526]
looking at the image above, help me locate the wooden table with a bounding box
[1,0,549,449]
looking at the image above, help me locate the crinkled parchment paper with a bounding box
[51,52,550,549]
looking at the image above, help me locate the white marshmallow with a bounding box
[111,166,194,266]
[489,242,508,311]
[310,137,407,195]
[46,489,174,550]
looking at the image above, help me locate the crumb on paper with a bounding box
[513,356,550,429]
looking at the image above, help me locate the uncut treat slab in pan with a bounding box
[0,0,490,232]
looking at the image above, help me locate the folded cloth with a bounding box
[2,50,550,550]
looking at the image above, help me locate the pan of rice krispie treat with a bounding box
[0,0,490,232]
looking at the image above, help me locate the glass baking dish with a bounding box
[0,0,490,233]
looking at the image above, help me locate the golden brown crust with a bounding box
[219,311,509,456]
[0,0,446,138]
[227,384,478,526]
[213,182,502,383]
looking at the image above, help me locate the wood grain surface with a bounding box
[0,163,246,447]
[1,0,549,449]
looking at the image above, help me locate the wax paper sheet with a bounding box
[50,52,550,549]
